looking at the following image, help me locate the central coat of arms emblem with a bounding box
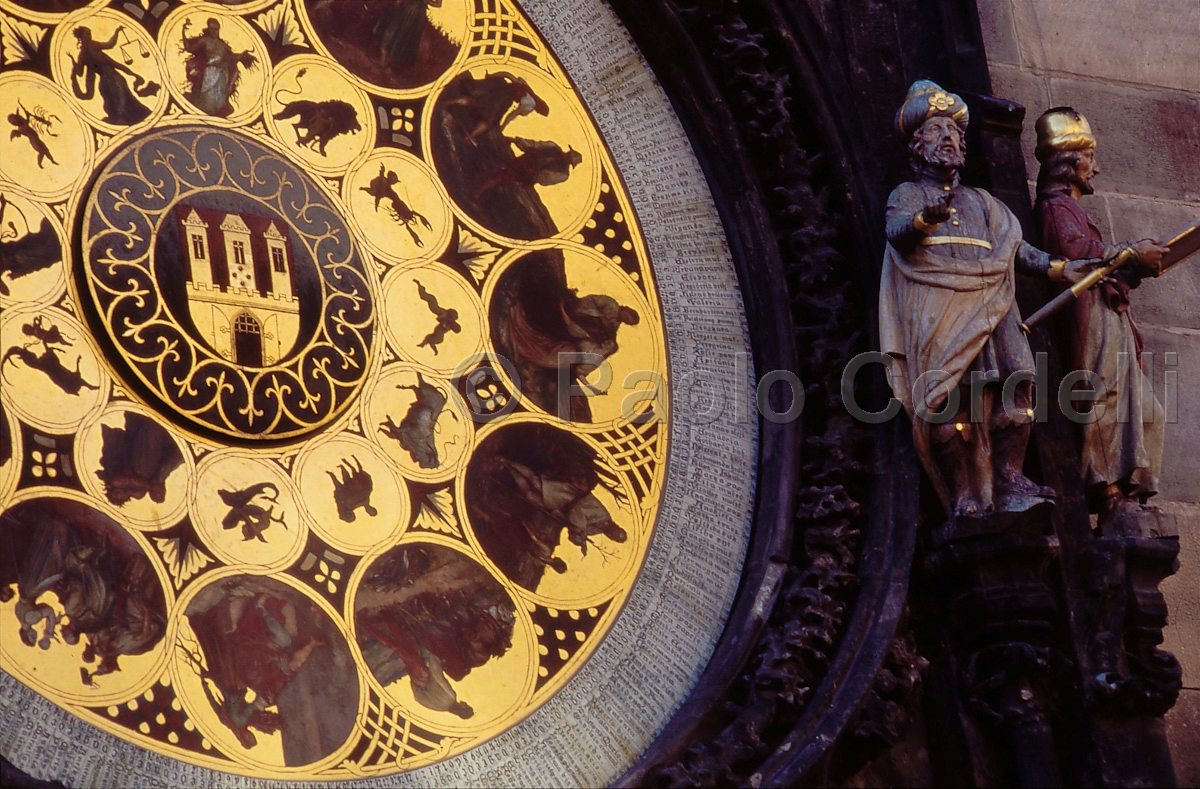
[172,203,302,367]
[79,126,376,441]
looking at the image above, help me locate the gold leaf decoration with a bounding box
[253,1,307,48]
[414,487,462,537]
[155,538,213,590]
[458,229,501,284]
[1,14,46,66]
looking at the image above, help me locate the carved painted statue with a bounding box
[1033,108,1167,532]
[879,80,1094,519]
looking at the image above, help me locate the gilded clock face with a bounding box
[0,0,669,778]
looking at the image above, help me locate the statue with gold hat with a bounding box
[879,81,1099,520]
[1033,106,1170,535]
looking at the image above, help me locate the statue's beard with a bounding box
[919,143,966,170]
[1074,173,1095,196]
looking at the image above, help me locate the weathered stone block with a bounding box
[1165,689,1200,783]
[1115,196,1200,331]
[1046,78,1200,201]
[1107,194,1200,245]
[988,63,1050,179]
[977,0,1021,66]
[1141,327,1200,503]
[1160,502,1200,687]
[1009,0,1200,94]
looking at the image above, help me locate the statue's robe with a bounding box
[880,181,1050,508]
[1035,189,1163,500]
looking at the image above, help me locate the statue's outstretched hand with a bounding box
[1063,257,1103,285]
[917,193,955,228]
[1132,238,1167,275]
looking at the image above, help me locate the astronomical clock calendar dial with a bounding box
[0,0,678,779]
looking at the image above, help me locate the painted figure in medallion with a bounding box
[1033,108,1167,533]
[879,81,1097,519]
[492,252,640,421]
[433,71,582,240]
[466,423,627,591]
[70,25,160,126]
[180,576,358,765]
[0,498,167,685]
[355,542,515,719]
[180,18,257,117]
[305,0,460,90]
[0,194,60,297]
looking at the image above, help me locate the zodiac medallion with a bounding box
[428,60,599,242]
[50,7,168,132]
[293,434,409,554]
[77,405,194,531]
[266,56,374,175]
[349,537,536,735]
[0,191,66,308]
[192,452,307,571]
[0,307,107,433]
[158,8,268,124]
[381,262,484,376]
[345,149,454,265]
[462,419,640,607]
[171,570,361,770]
[300,0,470,97]
[0,71,93,201]
[365,364,473,484]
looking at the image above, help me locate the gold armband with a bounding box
[1047,258,1068,283]
[913,211,941,234]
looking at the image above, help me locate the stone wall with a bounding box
[976,0,1200,778]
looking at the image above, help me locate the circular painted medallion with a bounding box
[78,126,376,441]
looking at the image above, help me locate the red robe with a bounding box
[1034,189,1163,497]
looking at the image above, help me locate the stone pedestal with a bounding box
[917,504,1068,788]
[1081,511,1182,788]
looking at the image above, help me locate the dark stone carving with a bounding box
[914,508,1071,788]
[612,0,918,785]
[827,621,929,783]
[611,0,1181,785]
[1082,532,1182,718]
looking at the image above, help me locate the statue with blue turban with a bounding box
[879,81,1096,520]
